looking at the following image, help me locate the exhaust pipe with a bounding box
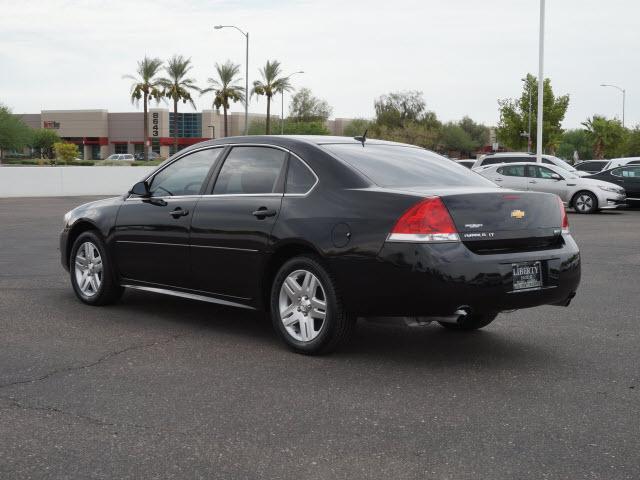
[364,307,472,328]
[433,306,471,326]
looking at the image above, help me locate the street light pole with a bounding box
[522,77,533,153]
[214,25,249,135]
[536,0,545,163]
[281,71,304,135]
[600,83,626,127]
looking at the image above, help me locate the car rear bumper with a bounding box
[334,234,580,316]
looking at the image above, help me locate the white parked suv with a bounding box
[477,162,626,214]
[472,152,589,176]
[105,154,134,161]
[602,157,640,170]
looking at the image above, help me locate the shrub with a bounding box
[53,142,79,164]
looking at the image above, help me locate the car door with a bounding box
[494,164,529,190]
[189,145,287,302]
[113,147,222,288]
[612,166,640,199]
[527,165,570,201]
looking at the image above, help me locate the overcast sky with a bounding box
[1,0,638,128]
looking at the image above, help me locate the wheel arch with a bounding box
[64,220,101,269]
[261,240,324,311]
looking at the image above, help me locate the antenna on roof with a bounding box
[354,129,368,147]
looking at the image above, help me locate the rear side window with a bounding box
[213,146,286,195]
[286,157,317,194]
[322,144,494,188]
[498,165,526,177]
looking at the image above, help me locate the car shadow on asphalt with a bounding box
[83,290,555,371]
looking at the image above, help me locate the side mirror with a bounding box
[551,173,562,181]
[130,180,150,197]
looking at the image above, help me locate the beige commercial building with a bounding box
[19,109,356,159]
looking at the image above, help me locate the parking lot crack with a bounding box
[0,332,189,390]
[0,395,155,430]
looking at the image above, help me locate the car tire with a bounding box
[572,191,598,214]
[69,231,123,306]
[438,312,497,331]
[270,255,355,355]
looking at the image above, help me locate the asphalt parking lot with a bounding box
[1,196,639,479]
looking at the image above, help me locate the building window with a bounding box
[133,144,144,154]
[169,112,202,138]
[114,143,128,154]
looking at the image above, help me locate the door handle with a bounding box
[529,180,538,184]
[252,207,277,218]
[169,207,189,218]
[494,178,503,182]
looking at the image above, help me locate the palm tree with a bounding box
[201,61,245,137]
[252,60,293,134]
[158,55,200,153]
[123,56,164,161]
[582,115,625,160]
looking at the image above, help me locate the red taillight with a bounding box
[388,197,459,242]
[557,196,569,233]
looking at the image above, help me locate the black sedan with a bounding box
[587,165,640,205]
[60,136,581,354]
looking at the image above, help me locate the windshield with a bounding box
[322,144,495,188]
[549,156,577,172]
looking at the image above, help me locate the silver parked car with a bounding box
[477,162,626,214]
[472,152,590,177]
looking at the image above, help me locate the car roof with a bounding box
[197,135,420,150]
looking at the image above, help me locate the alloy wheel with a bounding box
[74,241,103,297]
[278,269,327,342]
[575,194,594,213]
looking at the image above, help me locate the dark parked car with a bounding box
[587,165,640,205]
[60,136,581,354]
[574,160,609,175]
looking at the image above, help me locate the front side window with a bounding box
[322,144,494,188]
[576,161,607,171]
[534,166,560,179]
[613,167,640,178]
[497,165,526,177]
[286,157,317,194]
[213,146,287,195]
[149,148,220,197]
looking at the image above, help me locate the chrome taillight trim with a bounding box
[386,233,460,243]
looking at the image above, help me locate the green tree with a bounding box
[288,88,333,122]
[0,105,31,162]
[459,116,490,147]
[30,128,61,158]
[250,118,330,135]
[374,90,428,128]
[201,60,245,137]
[439,122,477,156]
[158,55,200,153]
[624,126,640,157]
[497,74,569,153]
[252,60,292,134]
[343,118,373,137]
[582,115,627,159]
[370,91,441,149]
[557,129,593,162]
[123,56,164,161]
[53,142,79,164]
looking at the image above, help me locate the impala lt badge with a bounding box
[511,210,526,219]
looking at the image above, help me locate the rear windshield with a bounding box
[322,144,494,188]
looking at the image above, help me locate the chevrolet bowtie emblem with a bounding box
[511,209,526,219]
